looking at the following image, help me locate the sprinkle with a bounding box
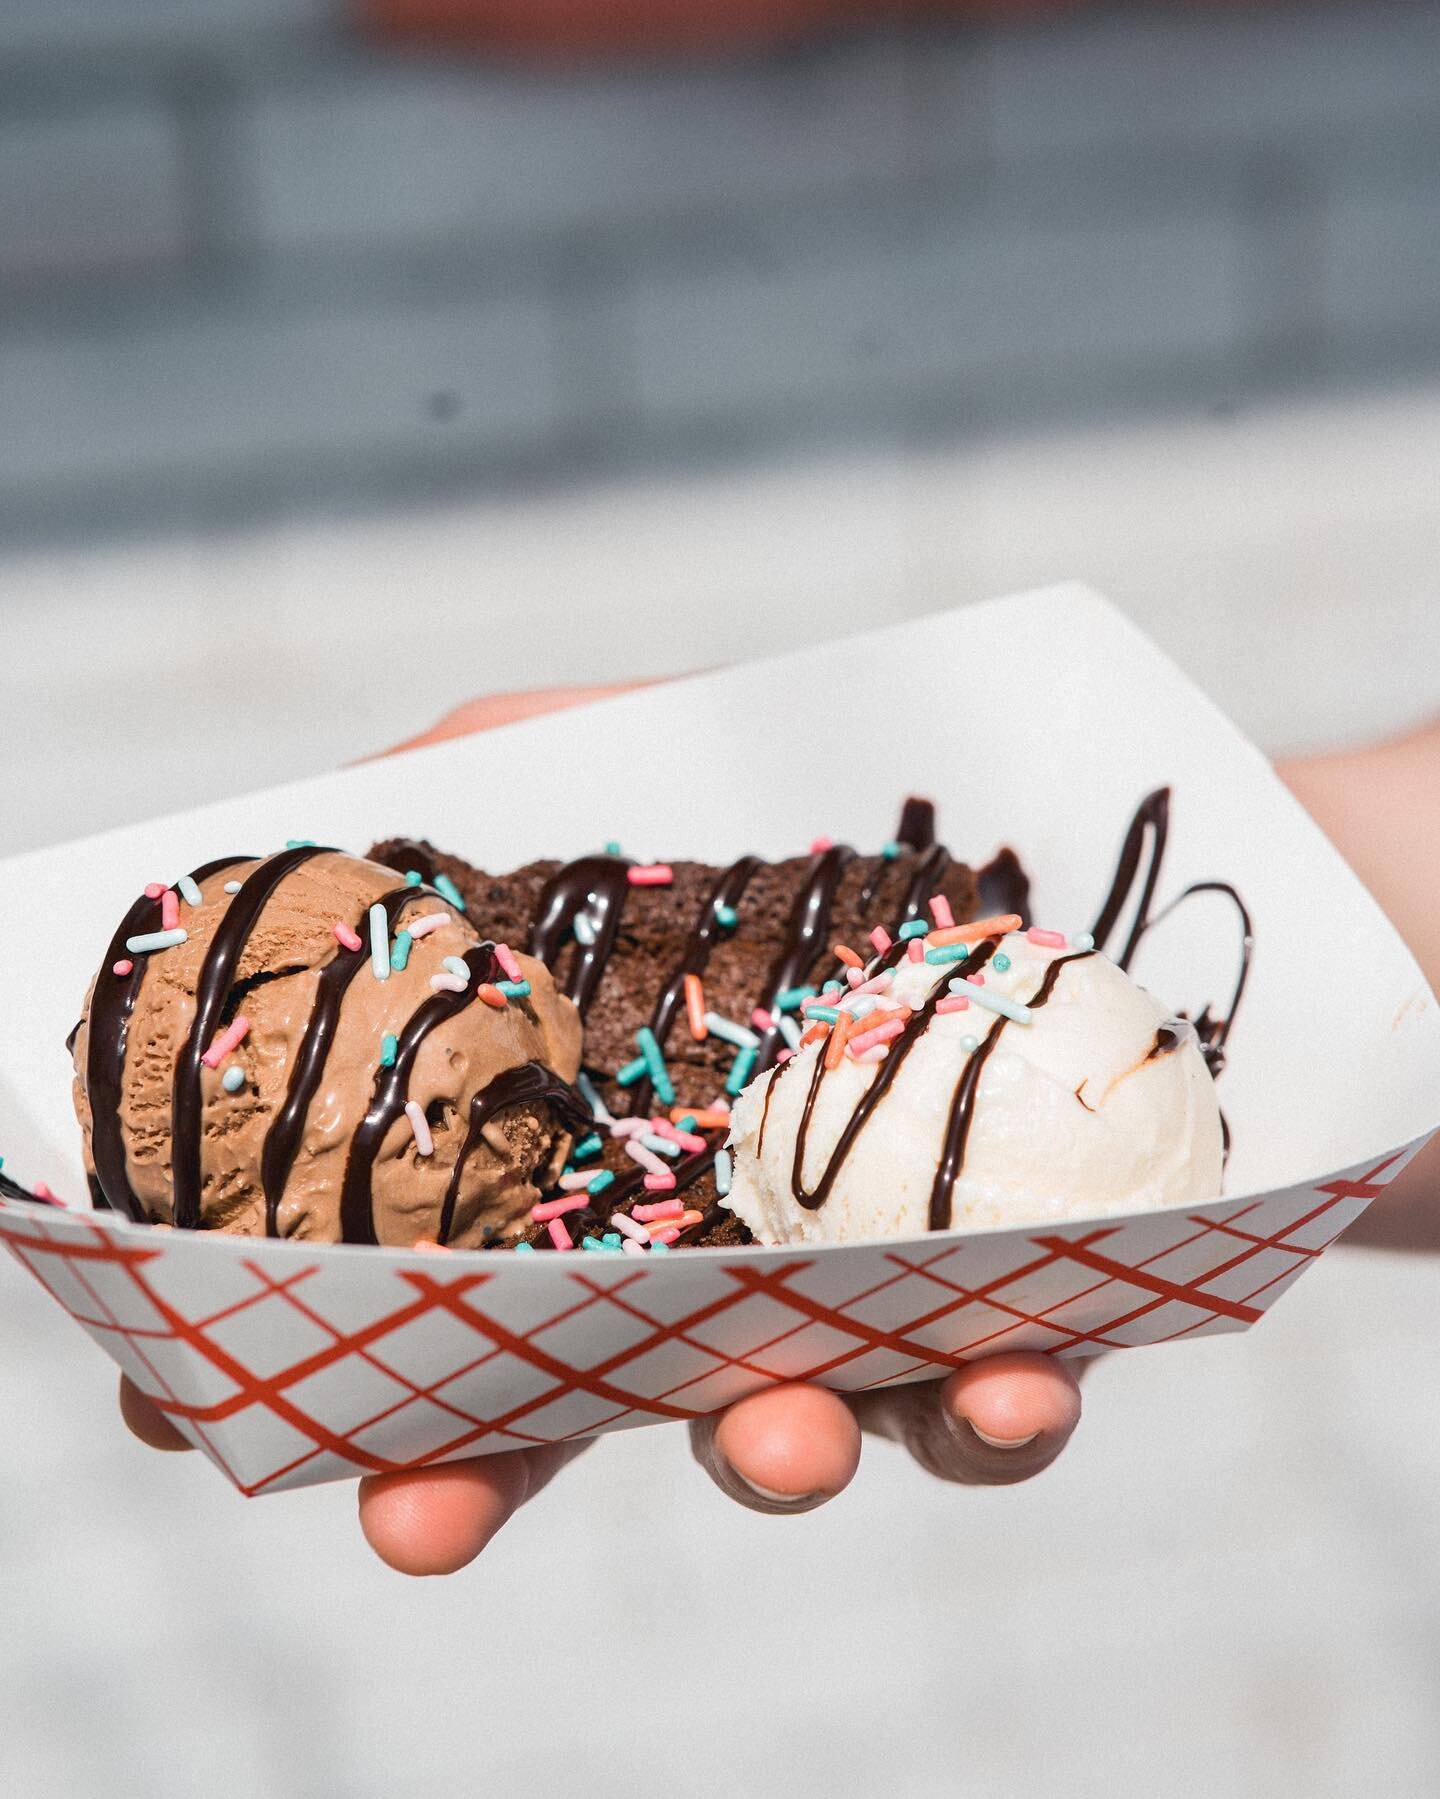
[533,1194,589,1220]
[925,943,974,965]
[651,1228,681,1245]
[960,1034,979,1052]
[144,883,165,899]
[160,889,180,931]
[586,1170,616,1198]
[514,1241,537,1255]
[823,1015,854,1070]
[993,952,1012,973]
[368,904,390,980]
[868,926,893,954]
[684,974,708,1040]
[497,979,531,1000]
[853,1045,889,1064]
[404,1100,434,1156]
[930,894,955,929]
[704,1012,759,1051]
[32,1182,62,1206]
[557,1172,596,1193]
[635,1198,684,1222]
[777,1014,802,1050]
[286,839,316,849]
[407,912,449,940]
[580,1236,620,1254]
[676,1210,704,1231]
[1073,932,1096,952]
[111,958,134,977]
[571,1133,602,1162]
[898,920,929,941]
[643,1173,677,1192]
[604,840,623,857]
[441,955,470,981]
[475,981,507,1007]
[882,840,902,860]
[577,1071,613,1124]
[907,940,925,962]
[433,874,467,912]
[572,911,598,946]
[490,942,522,982]
[714,1149,733,1197]
[947,978,1034,1023]
[673,1107,731,1131]
[929,913,1024,947]
[380,1033,398,1067]
[805,1004,841,1024]
[636,1027,676,1104]
[1027,927,1068,948]
[177,874,204,908]
[223,881,242,895]
[221,1066,246,1093]
[404,870,423,887]
[626,1139,670,1178]
[844,966,864,990]
[774,986,817,1012]
[799,1023,828,1047]
[715,903,739,929]
[726,1045,758,1095]
[603,1232,623,1248]
[622,1237,647,1257]
[334,921,363,952]
[609,1116,646,1138]
[616,1054,648,1087]
[822,979,844,996]
[841,995,877,1021]
[968,971,985,984]
[431,972,467,994]
[810,836,833,854]
[935,994,970,1014]
[833,942,863,968]
[854,971,894,996]
[751,1007,775,1032]
[641,1133,681,1159]
[201,1015,250,1068]
[628,864,674,887]
[675,1114,698,1132]
[413,1238,453,1255]
[611,1212,650,1244]
[776,1048,794,1064]
[673,1129,708,1153]
[548,1218,574,1251]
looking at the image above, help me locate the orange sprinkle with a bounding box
[677,1209,704,1230]
[832,942,863,969]
[927,913,1023,947]
[477,983,508,1008]
[824,1014,853,1070]
[684,972,708,1041]
[674,1107,730,1130]
[800,1022,829,1047]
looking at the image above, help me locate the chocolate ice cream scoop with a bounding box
[71,848,584,1248]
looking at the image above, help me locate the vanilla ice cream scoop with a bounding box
[723,933,1223,1246]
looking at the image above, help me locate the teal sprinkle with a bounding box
[177,873,203,908]
[649,1239,671,1255]
[714,1148,733,1197]
[676,1115,698,1134]
[636,1027,675,1105]
[882,841,902,860]
[822,979,844,996]
[602,1232,622,1248]
[441,955,470,981]
[496,979,531,999]
[285,839,316,849]
[434,873,467,913]
[604,839,623,857]
[586,1170,616,1197]
[725,1045,758,1097]
[641,1133,681,1159]
[514,1241,536,1255]
[1073,932,1096,952]
[925,943,972,964]
[582,1235,621,1255]
[404,869,422,887]
[715,903,739,929]
[960,1035,979,1053]
[993,952,1012,972]
[807,1005,841,1024]
[389,930,413,972]
[581,1236,603,1252]
[221,1066,245,1093]
[571,1133,602,1162]
[615,1055,648,1087]
[380,1034,398,1068]
[774,986,817,1012]
[898,920,929,940]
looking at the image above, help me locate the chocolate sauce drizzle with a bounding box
[528,856,636,1016]
[438,1059,595,1247]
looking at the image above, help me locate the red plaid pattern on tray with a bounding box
[0,1147,1415,1496]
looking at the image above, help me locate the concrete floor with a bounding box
[2,382,1439,1797]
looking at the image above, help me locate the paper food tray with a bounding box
[1,585,1435,1497]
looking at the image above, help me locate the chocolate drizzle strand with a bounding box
[528,856,635,1016]
[438,1061,595,1246]
[1092,786,1170,970]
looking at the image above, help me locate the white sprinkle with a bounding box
[625,1139,670,1178]
[368,904,390,981]
[125,928,187,954]
[404,1100,434,1156]
[714,1149,733,1197]
[576,1070,613,1124]
[223,880,242,894]
[177,874,203,907]
[946,978,1033,1024]
[429,972,466,993]
[777,1014,802,1051]
[406,911,450,940]
[221,1066,246,1093]
[703,1011,760,1051]
[441,955,470,981]
[572,910,598,947]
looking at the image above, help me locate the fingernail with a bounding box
[715,1452,823,1509]
[966,1424,1039,1451]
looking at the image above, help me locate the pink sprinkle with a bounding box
[907,940,925,962]
[533,1193,588,1220]
[609,1117,647,1139]
[855,972,893,996]
[935,994,971,1014]
[626,1140,670,1178]
[673,1130,707,1152]
[161,889,180,931]
[143,883,165,900]
[751,1007,775,1031]
[494,942,522,981]
[853,1045,889,1064]
[968,971,986,986]
[650,1117,681,1142]
[610,1212,650,1244]
[622,1237,647,1257]
[557,1172,596,1193]
[775,1048,794,1064]
[1027,927,1067,948]
[628,864,673,887]
[32,1181,62,1206]
[848,1017,906,1056]
[404,1099,434,1156]
[930,895,955,929]
[407,912,450,939]
[333,921,362,952]
[112,958,134,977]
[845,965,865,988]
[801,995,835,1015]
[201,1015,250,1069]
[635,1198,684,1222]
[643,1172,677,1192]
[548,1217,574,1251]
[651,1226,681,1244]
[708,1096,732,1115]
[869,926,893,953]
[810,836,833,854]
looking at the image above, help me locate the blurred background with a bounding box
[2,1,1440,1794]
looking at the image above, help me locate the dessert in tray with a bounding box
[54,792,1249,1256]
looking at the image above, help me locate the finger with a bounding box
[690,1383,862,1515]
[378,682,650,758]
[118,1374,193,1452]
[852,1353,1082,1487]
[358,1440,587,1576]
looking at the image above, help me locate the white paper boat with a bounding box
[2,586,1435,1497]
